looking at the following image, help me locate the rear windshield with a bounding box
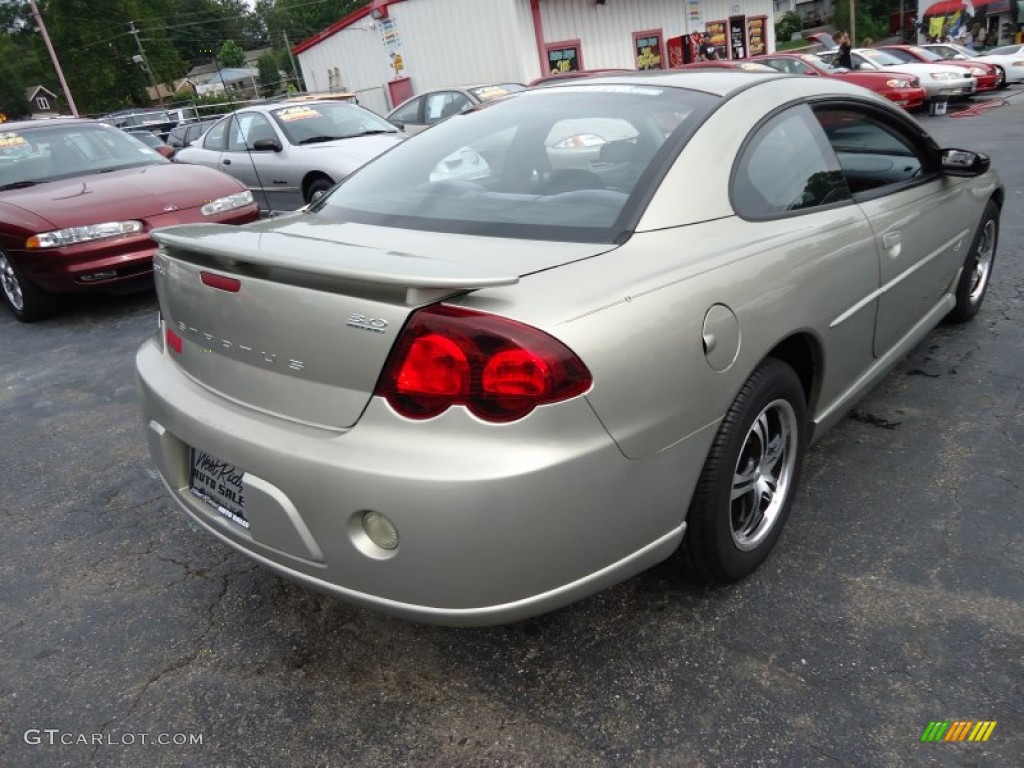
[313,84,718,243]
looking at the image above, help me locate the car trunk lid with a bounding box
[152,221,605,429]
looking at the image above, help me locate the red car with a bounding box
[876,45,998,92]
[673,60,777,72]
[0,118,261,322]
[756,53,927,109]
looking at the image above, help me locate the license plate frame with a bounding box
[188,448,249,529]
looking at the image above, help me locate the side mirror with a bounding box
[941,148,990,176]
[252,138,282,152]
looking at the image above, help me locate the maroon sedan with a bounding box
[755,53,927,109]
[0,118,260,322]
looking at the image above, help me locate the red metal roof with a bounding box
[292,0,407,55]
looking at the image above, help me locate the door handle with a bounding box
[221,158,231,166]
[882,231,901,249]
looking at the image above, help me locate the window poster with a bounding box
[546,43,581,75]
[634,30,664,70]
[747,16,766,56]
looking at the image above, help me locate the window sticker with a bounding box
[0,133,28,149]
[276,106,321,122]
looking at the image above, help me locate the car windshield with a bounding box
[128,131,163,148]
[312,84,717,243]
[859,50,905,67]
[987,45,1021,56]
[269,102,400,144]
[907,46,943,62]
[0,122,165,188]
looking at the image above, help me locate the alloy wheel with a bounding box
[968,218,996,304]
[730,398,799,551]
[0,253,25,311]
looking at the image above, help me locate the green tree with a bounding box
[775,11,802,43]
[832,0,890,46]
[255,0,362,47]
[219,38,245,68]
[256,50,280,95]
[0,33,32,118]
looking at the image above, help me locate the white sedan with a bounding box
[922,43,1024,87]
[820,48,976,101]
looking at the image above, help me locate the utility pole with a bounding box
[850,0,856,47]
[129,21,163,103]
[283,31,302,92]
[28,0,78,116]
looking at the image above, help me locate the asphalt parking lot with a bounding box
[2,90,1023,768]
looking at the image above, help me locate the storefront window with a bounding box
[633,29,665,70]
[545,40,583,75]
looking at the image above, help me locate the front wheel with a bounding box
[0,249,58,322]
[305,176,335,204]
[948,200,999,323]
[994,67,1008,89]
[679,358,808,582]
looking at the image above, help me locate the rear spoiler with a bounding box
[153,224,519,305]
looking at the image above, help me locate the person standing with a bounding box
[700,40,719,60]
[837,32,853,69]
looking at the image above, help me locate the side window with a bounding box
[813,107,932,195]
[733,104,850,219]
[390,97,421,125]
[203,117,230,150]
[226,117,250,152]
[425,92,470,123]
[235,113,276,149]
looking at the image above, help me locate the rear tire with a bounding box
[679,358,808,583]
[0,248,58,322]
[948,200,999,323]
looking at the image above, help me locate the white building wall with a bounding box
[389,0,539,87]
[298,18,394,115]
[539,0,775,71]
[296,0,778,115]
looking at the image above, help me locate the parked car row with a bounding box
[7,41,1015,325]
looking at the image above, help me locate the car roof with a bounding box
[0,117,102,131]
[535,70,787,98]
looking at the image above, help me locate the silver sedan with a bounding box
[138,72,1001,625]
[173,99,405,211]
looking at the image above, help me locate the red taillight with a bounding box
[398,334,469,395]
[375,305,592,422]
[166,327,183,354]
[200,271,241,292]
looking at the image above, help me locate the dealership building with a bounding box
[293,0,776,115]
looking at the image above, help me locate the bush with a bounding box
[776,11,803,43]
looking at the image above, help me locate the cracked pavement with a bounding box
[2,97,1022,767]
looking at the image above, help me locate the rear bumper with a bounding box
[136,338,711,625]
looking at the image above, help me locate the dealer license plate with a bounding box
[189,448,249,529]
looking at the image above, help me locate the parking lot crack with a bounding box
[86,562,238,764]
